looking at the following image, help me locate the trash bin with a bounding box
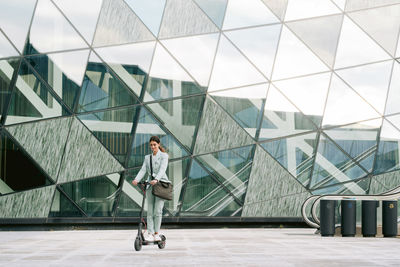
[320,199,336,237]
[341,199,356,237]
[362,200,378,237]
[382,200,398,237]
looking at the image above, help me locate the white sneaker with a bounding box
[153,233,161,242]
[143,231,154,241]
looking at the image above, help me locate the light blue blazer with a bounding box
[134,151,170,183]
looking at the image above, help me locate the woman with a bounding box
[132,136,170,242]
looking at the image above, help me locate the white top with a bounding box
[134,150,170,183]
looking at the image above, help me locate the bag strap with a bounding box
[150,154,154,180]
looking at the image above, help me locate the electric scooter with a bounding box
[134,181,166,251]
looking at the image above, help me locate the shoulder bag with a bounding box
[150,155,173,201]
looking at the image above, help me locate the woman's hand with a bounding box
[132,180,138,186]
[150,179,158,185]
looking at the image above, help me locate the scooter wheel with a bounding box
[134,238,142,251]
[158,235,166,249]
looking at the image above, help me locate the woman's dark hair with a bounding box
[149,136,166,152]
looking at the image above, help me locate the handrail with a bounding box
[301,185,400,229]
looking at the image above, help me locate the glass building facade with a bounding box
[1,0,400,222]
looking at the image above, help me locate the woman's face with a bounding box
[150,141,159,153]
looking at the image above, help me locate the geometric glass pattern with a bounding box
[1,0,400,222]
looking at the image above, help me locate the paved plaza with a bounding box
[1,228,400,266]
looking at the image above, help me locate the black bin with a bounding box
[341,200,356,237]
[382,200,398,237]
[320,200,336,236]
[362,200,378,237]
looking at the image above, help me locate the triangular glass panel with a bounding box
[25,0,88,55]
[260,132,318,188]
[194,0,228,29]
[78,105,139,166]
[194,97,254,155]
[128,106,188,168]
[222,0,279,30]
[324,118,382,172]
[272,26,329,80]
[115,189,142,217]
[158,0,218,39]
[0,130,54,195]
[386,114,400,132]
[95,41,155,98]
[124,0,166,36]
[261,0,288,20]
[348,4,400,57]
[0,31,19,59]
[384,61,400,115]
[161,33,219,87]
[322,74,381,128]
[311,177,370,195]
[345,0,400,12]
[209,84,267,138]
[286,14,343,67]
[310,132,369,190]
[25,49,90,111]
[5,60,71,126]
[143,43,205,102]
[53,0,103,44]
[146,95,205,150]
[0,0,36,53]
[334,17,391,69]
[180,159,240,216]
[331,0,346,10]
[49,188,84,217]
[225,24,281,79]
[76,51,138,113]
[284,0,341,21]
[60,175,119,217]
[336,60,393,114]
[196,145,254,203]
[208,35,266,92]
[0,58,20,121]
[259,85,317,141]
[273,72,331,127]
[374,118,400,174]
[92,0,154,47]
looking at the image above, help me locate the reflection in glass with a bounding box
[374,118,400,174]
[161,33,219,87]
[194,0,228,28]
[225,24,281,79]
[95,41,155,97]
[77,52,137,113]
[208,35,266,92]
[259,85,317,140]
[0,0,37,52]
[222,0,278,30]
[128,107,188,168]
[210,84,267,138]
[334,17,391,69]
[26,0,87,55]
[284,0,340,21]
[49,189,84,217]
[311,177,370,195]
[196,145,253,203]
[261,132,318,187]
[25,49,90,110]
[324,118,381,172]
[78,106,139,166]
[385,62,400,115]
[0,31,19,59]
[322,74,381,128]
[0,58,20,120]
[144,43,205,102]
[336,60,393,115]
[146,95,205,150]
[180,159,241,216]
[0,131,53,195]
[310,133,368,191]
[6,60,70,125]
[60,175,118,217]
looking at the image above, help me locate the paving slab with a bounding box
[0,228,400,266]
